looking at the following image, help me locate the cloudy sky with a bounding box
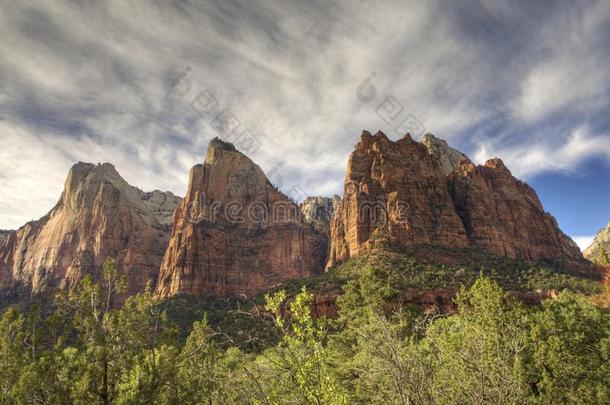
[1,0,609,250]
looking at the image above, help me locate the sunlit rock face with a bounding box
[327,131,585,269]
[449,157,583,263]
[422,133,470,175]
[155,138,327,298]
[300,195,341,235]
[327,131,470,268]
[584,221,610,262]
[0,162,180,298]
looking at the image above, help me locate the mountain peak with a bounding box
[584,221,610,262]
[0,162,181,298]
[209,137,238,152]
[422,133,471,175]
[156,137,327,298]
[328,130,584,269]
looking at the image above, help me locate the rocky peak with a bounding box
[327,130,585,269]
[0,162,181,298]
[584,221,610,263]
[422,133,471,175]
[327,131,470,268]
[300,195,341,234]
[195,137,271,208]
[208,136,238,152]
[155,137,327,298]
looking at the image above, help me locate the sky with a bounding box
[0,0,609,250]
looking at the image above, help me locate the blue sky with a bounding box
[0,0,609,250]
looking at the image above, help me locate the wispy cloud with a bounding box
[1,0,609,229]
[474,126,610,178]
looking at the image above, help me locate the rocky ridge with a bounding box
[155,138,327,298]
[0,162,180,298]
[584,221,610,263]
[422,133,470,175]
[327,131,584,269]
[0,132,593,302]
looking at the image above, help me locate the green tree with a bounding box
[528,291,610,403]
[51,257,180,404]
[347,311,433,404]
[248,288,348,404]
[172,315,229,403]
[53,257,129,404]
[424,277,530,404]
[0,308,26,402]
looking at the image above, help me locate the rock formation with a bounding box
[0,162,180,298]
[327,131,470,267]
[0,231,11,245]
[584,221,610,263]
[300,195,341,235]
[449,158,583,263]
[422,133,470,175]
[327,131,584,268]
[155,138,327,298]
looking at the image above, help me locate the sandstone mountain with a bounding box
[584,221,610,263]
[422,133,470,175]
[327,131,584,269]
[300,195,341,235]
[0,162,180,298]
[0,231,11,245]
[155,138,327,298]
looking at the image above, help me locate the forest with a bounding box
[0,257,608,404]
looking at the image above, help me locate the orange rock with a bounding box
[0,163,180,298]
[327,131,470,268]
[155,138,326,298]
[327,131,585,269]
[449,158,583,263]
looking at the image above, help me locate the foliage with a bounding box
[244,288,348,404]
[598,247,610,266]
[0,254,609,404]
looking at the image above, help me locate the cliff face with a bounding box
[300,195,341,235]
[327,131,470,268]
[327,131,584,268]
[584,221,610,263]
[0,163,180,298]
[155,138,327,298]
[0,231,10,245]
[449,159,583,263]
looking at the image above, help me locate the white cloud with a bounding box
[474,126,610,178]
[1,0,610,231]
[512,1,610,122]
[572,235,595,252]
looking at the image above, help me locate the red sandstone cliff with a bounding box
[327,131,585,268]
[0,163,180,298]
[155,138,327,298]
[327,131,469,267]
[449,158,583,263]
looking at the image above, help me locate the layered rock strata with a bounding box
[327,131,584,268]
[0,163,180,298]
[155,138,327,298]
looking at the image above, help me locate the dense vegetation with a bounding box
[0,256,609,404]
